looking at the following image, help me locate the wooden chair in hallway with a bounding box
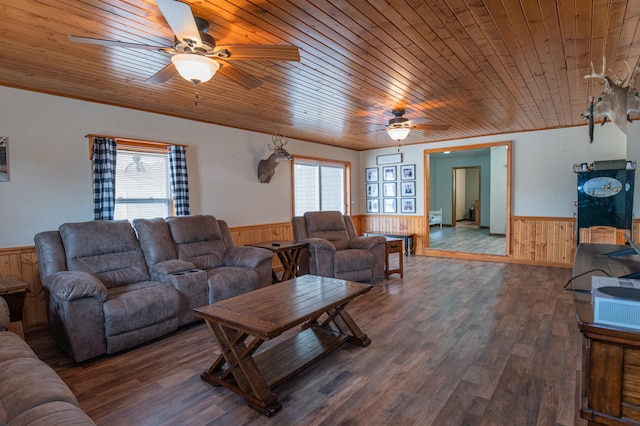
[579,226,628,245]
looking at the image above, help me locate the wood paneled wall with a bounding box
[6,216,639,326]
[0,246,47,327]
[510,216,576,266]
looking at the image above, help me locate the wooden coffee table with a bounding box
[194,274,372,417]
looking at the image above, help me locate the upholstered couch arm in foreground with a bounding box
[0,297,9,330]
[0,298,96,425]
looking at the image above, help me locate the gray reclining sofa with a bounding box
[34,215,273,363]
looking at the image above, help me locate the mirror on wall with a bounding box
[424,141,511,257]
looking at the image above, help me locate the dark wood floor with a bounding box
[25,256,583,425]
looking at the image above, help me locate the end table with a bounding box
[385,239,404,278]
[0,276,29,339]
[247,240,309,283]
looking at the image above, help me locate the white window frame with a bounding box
[114,144,173,221]
[292,156,350,217]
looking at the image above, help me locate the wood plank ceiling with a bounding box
[1,0,639,151]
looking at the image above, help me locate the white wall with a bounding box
[490,145,507,234]
[0,87,360,248]
[359,124,628,219]
[1,85,634,249]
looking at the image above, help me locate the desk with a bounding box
[0,276,29,339]
[195,275,371,417]
[573,244,640,425]
[363,232,414,256]
[247,240,309,283]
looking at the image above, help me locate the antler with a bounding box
[608,61,632,86]
[269,132,289,150]
[584,57,608,83]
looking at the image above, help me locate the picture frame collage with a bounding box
[366,164,416,214]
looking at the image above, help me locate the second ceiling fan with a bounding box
[384,108,451,142]
[69,0,300,97]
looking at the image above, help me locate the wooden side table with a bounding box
[385,239,403,278]
[0,276,29,339]
[246,240,310,283]
[364,232,415,256]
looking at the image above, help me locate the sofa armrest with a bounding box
[149,259,197,282]
[349,235,386,250]
[225,246,273,269]
[0,297,9,330]
[46,271,107,301]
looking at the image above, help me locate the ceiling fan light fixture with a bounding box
[171,54,219,83]
[387,125,411,141]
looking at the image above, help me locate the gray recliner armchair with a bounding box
[292,211,386,282]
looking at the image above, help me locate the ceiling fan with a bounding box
[68,0,300,102]
[384,108,451,142]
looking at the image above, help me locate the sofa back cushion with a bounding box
[59,220,150,288]
[303,211,350,250]
[166,215,228,269]
[133,217,177,266]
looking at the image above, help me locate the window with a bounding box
[114,149,171,221]
[293,158,349,216]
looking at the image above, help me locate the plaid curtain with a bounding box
[169,145,190,216]
[92,137,117,220]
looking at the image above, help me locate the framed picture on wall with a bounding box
[383,166,397,181]
[401,198,416,213]
[401,164,416,180]
[383,198,396,213]
[383,182,396,197]
[366,183,379,197]
[365,167,378,182]
[400,181,415,196]
[366,198,379,213]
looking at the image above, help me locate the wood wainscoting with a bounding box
[357,215,586,268]
[0,246,47,327]
[7,216,640,327]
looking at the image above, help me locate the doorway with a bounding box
[452,166,480,228]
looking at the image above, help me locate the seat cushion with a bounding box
[333,249,373,273]
[206,267,260,303]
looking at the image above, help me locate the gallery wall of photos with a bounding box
[365,163,416,214]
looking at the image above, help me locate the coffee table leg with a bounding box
[324,305,371,347]
[202,321,282,417]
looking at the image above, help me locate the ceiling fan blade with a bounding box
[155,0,202,46]
[405,117,432,126]
[216,63,263,90]
[213,45,300,61]
[413,124,451,131]
[145,63,177,84]
[68,35,165,51]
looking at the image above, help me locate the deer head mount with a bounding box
[581,57,640,138]
[257,133,292,183]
